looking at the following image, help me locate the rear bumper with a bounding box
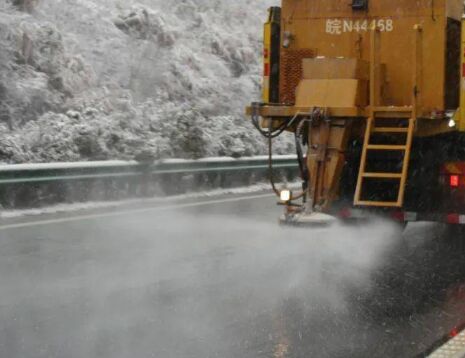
[404,212,465,225]
[338,207,465,225]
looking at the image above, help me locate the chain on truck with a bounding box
[246,0,465,227]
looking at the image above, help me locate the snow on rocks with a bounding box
[10,0,38,13]
[0,0,288,164]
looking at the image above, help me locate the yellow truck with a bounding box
[247,0,465,225]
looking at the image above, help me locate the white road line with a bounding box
[0,194,274,231]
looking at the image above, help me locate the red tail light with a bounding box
[450,175,459,188]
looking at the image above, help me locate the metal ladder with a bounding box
[353,107,416,207]
[354,24,422,208]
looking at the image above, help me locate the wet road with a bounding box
[1,193,465,357]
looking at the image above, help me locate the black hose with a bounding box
[267,118,281,197]
[253,104,305,201]
[250,102,291,139]
[295,124,310,201]
[267,124,305,201]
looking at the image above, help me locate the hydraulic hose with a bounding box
[251,104,329,205]
[295,118,311,202]
[251,102,312,201]
[267,120,305,201]
[251,102,289,139]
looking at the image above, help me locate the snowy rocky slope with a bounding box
[0,0,293,163]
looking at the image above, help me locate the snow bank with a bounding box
[0,0,291,164]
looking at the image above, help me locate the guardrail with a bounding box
[0,156,299,209]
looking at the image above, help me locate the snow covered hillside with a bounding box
[0,0,293,163]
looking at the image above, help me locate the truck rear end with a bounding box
[248,0,465,226]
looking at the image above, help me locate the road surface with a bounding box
[1,192,465,357]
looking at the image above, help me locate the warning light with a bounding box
[450,175,460,188]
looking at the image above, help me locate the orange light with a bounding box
[450,175,460,188]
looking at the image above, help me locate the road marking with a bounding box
[0,194,274,231]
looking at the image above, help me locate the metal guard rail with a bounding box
[0,155,298,185]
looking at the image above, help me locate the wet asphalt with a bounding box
[1,193,465,357]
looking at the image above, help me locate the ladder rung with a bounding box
[354,200,402,208]
[366,144,407,151]
[354,109,415,208]
[372,127,409,133]
[362,172,403,179]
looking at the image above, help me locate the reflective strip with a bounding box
[459,17,465,131]
[445,214,465,225]
[262,16,271,102]
[447,214,460,224]
[429,329,465,357]
[350,209,365,218]
[405,212,417,221]
[338,210,465,224]
[391,211,405,222]
[338,208,351,219]
[264,63,270,76]
[338,208,366,219]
